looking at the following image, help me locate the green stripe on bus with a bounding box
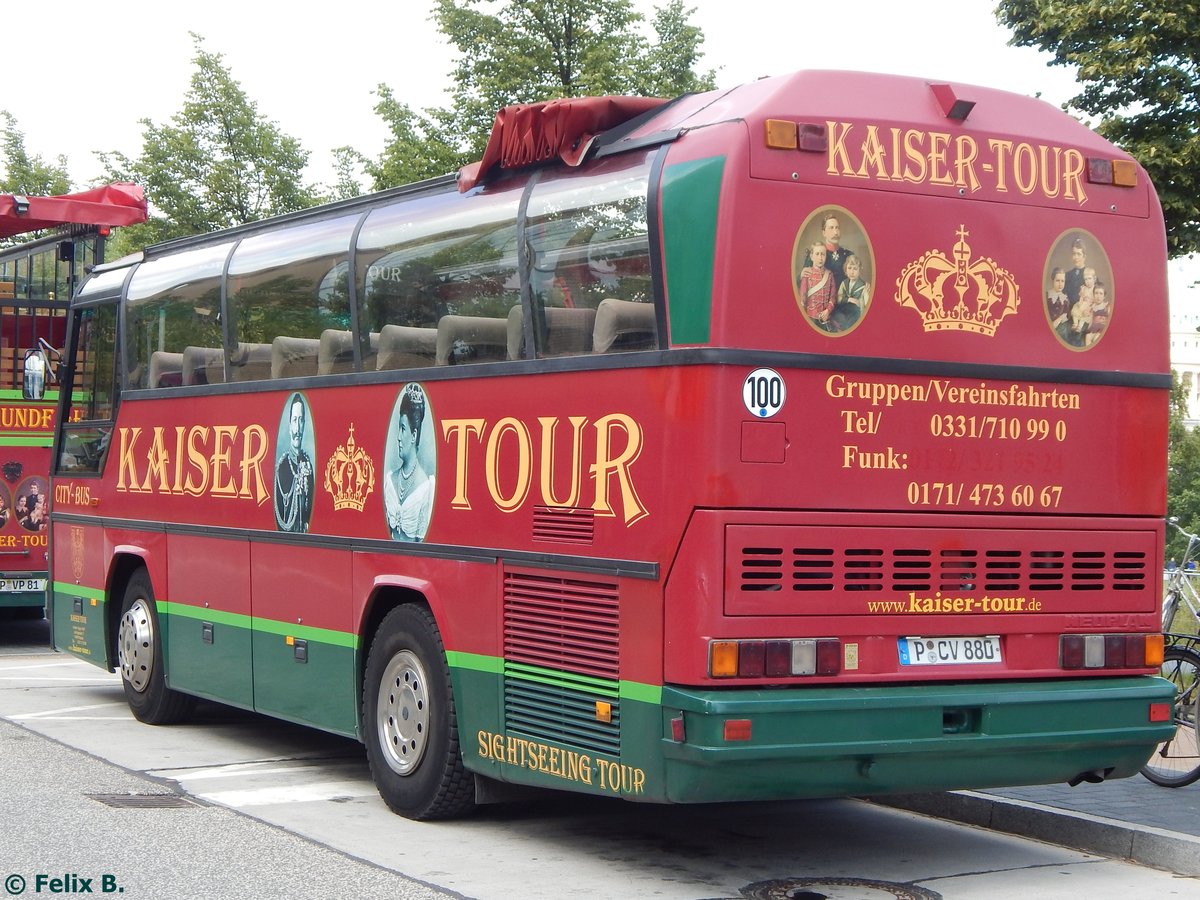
[448,652,662,705]
[0,436,54,446]
[446,650,504,674]
[53,582,105,602]
[0,389,59,400]
[660,155,725,344]
[157,600,358,649]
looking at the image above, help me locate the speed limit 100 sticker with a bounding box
[743,368,785,418]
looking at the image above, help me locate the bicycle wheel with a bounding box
[1141,646,1200,787]
[1162,588,1181,632]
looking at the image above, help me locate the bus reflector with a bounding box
[670,716,686,742]
[1149,703,1171,723]
[765,119,798,150]
[595,700,612,723]
[724,719,752,741]
[1061,633,1159,669]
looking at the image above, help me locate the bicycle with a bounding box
[1161,518,1200,634]
[1140,519,1200,787]
[1141,634,1200,787]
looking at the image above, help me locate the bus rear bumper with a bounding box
[658,676,1175,803]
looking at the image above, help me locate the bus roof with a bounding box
[0,182,147,239]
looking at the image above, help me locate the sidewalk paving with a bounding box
[875,774,1200,878]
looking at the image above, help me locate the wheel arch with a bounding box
[357,576,443,736]
[104,547,153,665]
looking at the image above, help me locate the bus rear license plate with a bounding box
[898,636,1001,666]
[0,578,47,592]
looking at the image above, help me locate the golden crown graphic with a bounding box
[895,225,1020,336]
[323,424,376,512]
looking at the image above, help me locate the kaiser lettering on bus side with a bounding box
[825,121,1088,204]
[115,424,270,504]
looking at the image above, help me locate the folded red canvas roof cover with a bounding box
[0,182,147,239]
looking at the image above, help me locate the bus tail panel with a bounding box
[658,676,1173,803]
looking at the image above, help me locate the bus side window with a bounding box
[227,215,359,381]
[357,180,525,368]
[524,151,655,359]
[125,243,231,390]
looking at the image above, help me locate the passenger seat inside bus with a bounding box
[592,298,657,353]
[435,315,510,366]
[182,346,225,385]
[319,329,380,375]
[376,325,437,371]
[506,306,597,359]
[271,336,320,379]
[230,342,273,382]
[148,351,183,388]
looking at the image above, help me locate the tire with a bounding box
[363,604,475,820]
[1141,646,1200,787]
[116,568,195,725]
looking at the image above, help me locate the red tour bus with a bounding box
[0,184,145,621]
[50,71,1173,819]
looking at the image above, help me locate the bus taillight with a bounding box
[1087,157,1138,187]
[1060,633,1163,670]
[708,639,841,678]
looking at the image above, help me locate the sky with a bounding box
[3,0,1196,306]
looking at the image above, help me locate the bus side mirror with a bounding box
[23,349,47,401]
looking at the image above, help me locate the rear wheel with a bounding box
[1141,646,1200,787]
[117,569,195,725]
[363,604,475,819]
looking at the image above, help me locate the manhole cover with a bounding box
[88,793,198,809]
[739,877,942,900]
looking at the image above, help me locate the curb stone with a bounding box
[870,791,1200,878]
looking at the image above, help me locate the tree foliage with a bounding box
[101,34,319,252]
[1167,370,1200,560]
[368,0,716,190]
[0,112,71,198]
[995,1,1200,257]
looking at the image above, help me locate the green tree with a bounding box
[0,111,71,198]
[1167,370,1200,561]
[369,0,716,189]
[995,1,1200,257]
[101,34,319,252]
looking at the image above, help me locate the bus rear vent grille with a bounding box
[729,525,1151,594]
[532,506,595,544]
[503,571,620,755]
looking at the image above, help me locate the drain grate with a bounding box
[88,793,198,809]
[736,878,941,900]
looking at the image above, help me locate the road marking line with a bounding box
[0,662,86,672]
[199,780,376,807]
[10,702,127,719]
[156,763,344,782]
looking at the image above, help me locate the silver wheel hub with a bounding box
[118,598,154,693]
[377,650,430,775]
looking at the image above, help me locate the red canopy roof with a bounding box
[0,182,147,239]
[458,96,668,192]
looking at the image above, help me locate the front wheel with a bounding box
[1141,646,1200,787]
[116,569,195,725]
[363,604,475,819]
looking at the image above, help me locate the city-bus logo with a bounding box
[895,225,1020,336]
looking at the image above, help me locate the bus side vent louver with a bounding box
[503,571,620,755]
[532,506,596,545]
